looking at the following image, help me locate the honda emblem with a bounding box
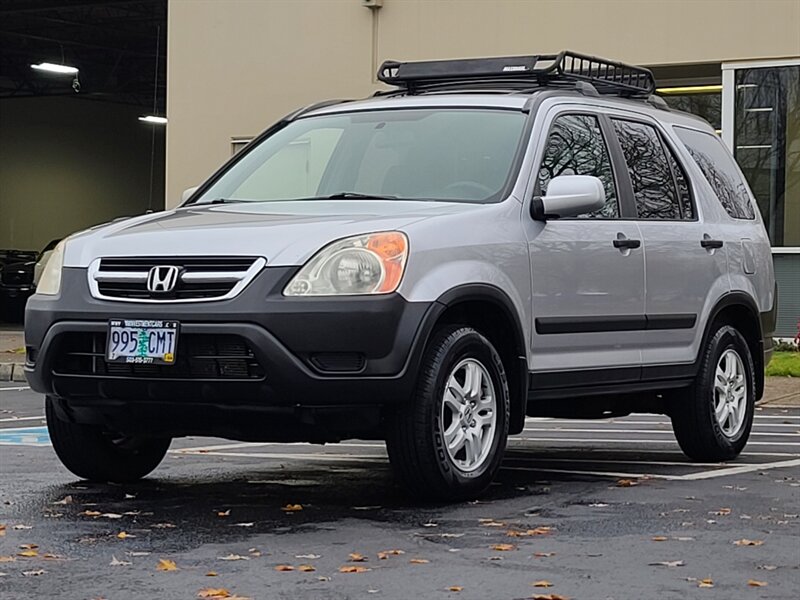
[146,265,180,293]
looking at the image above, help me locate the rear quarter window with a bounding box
[674,127,756,220]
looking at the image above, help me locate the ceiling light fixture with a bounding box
[138,115,167,124]
[656,84,722,95]
[31,62,79,75]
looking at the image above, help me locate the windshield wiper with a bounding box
[205,198,247,205]
[315,192,398,201]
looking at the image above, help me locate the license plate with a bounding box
[106,319,179,364]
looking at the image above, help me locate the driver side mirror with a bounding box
[530,175,605,221]
[181,186,199,203]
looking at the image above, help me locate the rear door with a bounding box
[524,109,645,383]
[607,116,729,370]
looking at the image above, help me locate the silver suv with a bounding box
[26,52,776,500]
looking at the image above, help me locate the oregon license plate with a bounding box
[106,319,179,364]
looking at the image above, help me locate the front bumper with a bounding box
[25,267,440,435]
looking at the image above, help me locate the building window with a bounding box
[732,65,800,247]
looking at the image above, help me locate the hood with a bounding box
[63,200,482,267]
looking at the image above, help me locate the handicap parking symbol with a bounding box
[0,426,51,446]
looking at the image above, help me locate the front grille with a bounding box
[53,333,265,380]
[89,256,264,302]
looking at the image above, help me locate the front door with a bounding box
[524,111,645,386]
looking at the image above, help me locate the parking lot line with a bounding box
[0,385,31,392]
[515,437,800,446]
[677,457,800,480]
[522,427,800,437]
[0,415,46,423]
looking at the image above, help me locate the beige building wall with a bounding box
[166,0,800,207]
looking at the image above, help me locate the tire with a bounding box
[671,324,756,462]
[46,397,171,482]
[386,326,509,501]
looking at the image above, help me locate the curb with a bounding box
[0,362,27,382]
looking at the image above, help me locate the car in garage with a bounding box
[24,51,776,500]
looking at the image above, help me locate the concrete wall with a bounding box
[165,0,800,206]
[0,96,165,251]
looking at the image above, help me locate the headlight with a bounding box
[35,240,66,295]
[284,232,408,296]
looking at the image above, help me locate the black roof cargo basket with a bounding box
[377,50,656,98]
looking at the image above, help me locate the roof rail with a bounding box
[377,51,656,98]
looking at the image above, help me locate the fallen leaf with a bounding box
[19,544,38,550]
[422,521,438,528]
[478,519,506,527]
[0,556,16,563]
[198,590,231,599]
[733,539,764,546]
[409,558,430,564]
[116,531,135,540]
[649,560,685,567]
[22,569,45,577]
[128,551,151,557]
[747,579,768,587]
[231,522,254,528]
[757,565,777,571]
[101,513,123,519]
[487,556,503,561]
[711,508,732,516]
[616,479,638,487]
[156,558,178,571]
[491,544,516,551]
[377,549,405,560]
[216,510,230,517]
[532,595,569,600]
[298,564,316,572]
[110,556,131,566]
[42,553,63,560]
[282,504,303,512]
[533,552,556,558]
[152,522,176,529]
[349,552,368,562]
[79,510,102,517]
[447,586,463,592]
[295,554,320,559]
[12,525,33,530]
[339,565,370,573]
[52,495,73,505]
[507,527,552,537]
[532,580,553,588]
[651,536,668,542]
[274,565,294,572]
[124,494,136,499]
[698,578,714,588]
[17,550,38,558]
[0,524,5,536]
[206,572,218,577]
[218,554,250,561]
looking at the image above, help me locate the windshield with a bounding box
[192,108,526,205]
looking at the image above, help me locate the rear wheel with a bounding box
[46,397,171,482]
[671,325,755,461]
[386,326,509,501]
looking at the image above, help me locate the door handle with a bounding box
[613,237,641,249]
[701,238,724,249]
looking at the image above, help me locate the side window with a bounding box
[674,127,756,219]
[538,114,618,218]
[611,119,681,220]
[665,144,694,219]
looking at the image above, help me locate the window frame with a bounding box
[606,114,699,222]
[533,109,627,220]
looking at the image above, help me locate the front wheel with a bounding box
[386,326,509,501]
[46,397,171,482]
[671,325,755,461]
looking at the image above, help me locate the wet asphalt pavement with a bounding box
[1,383,798,600]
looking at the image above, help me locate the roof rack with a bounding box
[377,51,656,98]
